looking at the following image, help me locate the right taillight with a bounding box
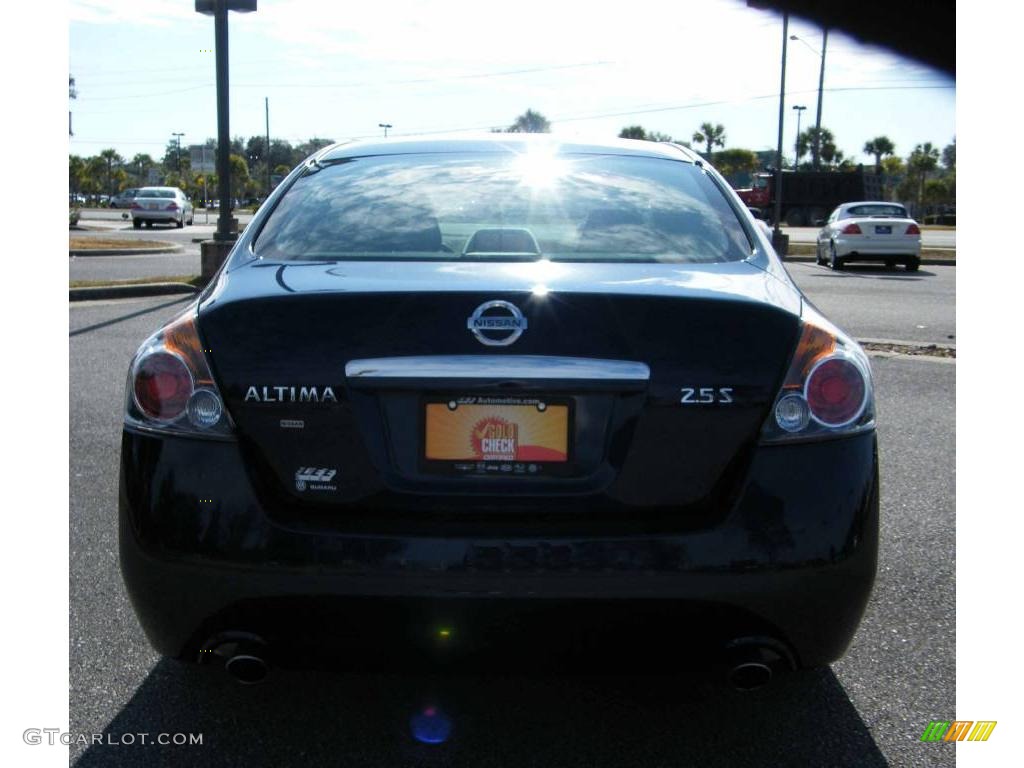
[905,223,921,235]
[841,223,862,235]
[125,304,233,438]
[762,309,874,442]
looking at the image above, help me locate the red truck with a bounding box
[735,169,884,227]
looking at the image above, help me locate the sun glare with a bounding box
[512,148,568,190]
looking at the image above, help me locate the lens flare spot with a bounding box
[410,706,452,744]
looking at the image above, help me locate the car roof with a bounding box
[318,133,700,164]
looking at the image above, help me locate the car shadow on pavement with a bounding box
[74,657,887,767]
[803,264,933,280]
[70,296,192,338]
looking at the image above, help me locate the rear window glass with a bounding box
[138,189,176,198]
[845,204,907,218]
[254,152,753,263]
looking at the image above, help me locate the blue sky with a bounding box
[68,0,955,164]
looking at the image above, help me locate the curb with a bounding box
[70,282,199,302]
[70,245,183,257]
[783,254,955,266]
[858,336,955,351]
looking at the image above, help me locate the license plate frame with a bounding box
[420,395,575,478]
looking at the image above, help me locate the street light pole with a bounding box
[195,0,257,279]
[792,105,806,170]
[378,123,392,138]
[789,31,828,170]
[265,96,271,200]
[814,28,828,171]
[773,12,789,247]
[173,132,184,175]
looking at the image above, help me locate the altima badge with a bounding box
[467,301,527,346]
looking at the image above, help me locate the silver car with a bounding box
[815,201,921,271]
[130,187,194,229]
[111,188,139,208]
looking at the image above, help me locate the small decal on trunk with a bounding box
[295,467,337,492]
[280,419,305,429]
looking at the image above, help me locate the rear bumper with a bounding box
[131,210,182,222]
[834,238,921,259]
[119,430,879,668]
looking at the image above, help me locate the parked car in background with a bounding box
[120,135,879,688]
[111,188,140,209]
[69,192,86,206]
[815,201,921,271]
[130,187,194,229]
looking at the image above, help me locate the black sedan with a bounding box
[119,136,878,689]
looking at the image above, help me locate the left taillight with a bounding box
[905,223,921,235]
[125,306,233,437]
[761,306,874,443]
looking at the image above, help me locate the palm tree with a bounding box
[692,122,725,159]
[99,149,124,200]
[507,109,551,133]
[130,153,155,186]
[908,142,940,214]
[798,127,836,167]
[863,136,895,174]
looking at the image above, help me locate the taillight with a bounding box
[805,357,867,427]
[125,306,232,437]
[133,352,192,421]
[130,202,142,210]
[841,223,862,235]
[905,223,921,235]
[166,202,179,210]
[762,309,874,442]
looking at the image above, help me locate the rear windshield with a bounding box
[138,189,176,198]
[253,152,753,263]
[845,204,907,218]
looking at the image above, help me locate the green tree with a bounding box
[69,76,77,136]
[505,109,551,133]
[713,148,759,177]
[908,142,940,213]
[798,127,837,167]
[862,136,895,174]
[69,155,85,197]
[82,156,106,195]
[618,126,674,142]
[692,122,726,158]
[881,156,905,200]
[129,153,156,186]
[942,137,955,170]
[294,137,335,161]
[98,149,124,199]
[228,154,250,198]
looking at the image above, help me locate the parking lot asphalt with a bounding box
[70,295,954,767]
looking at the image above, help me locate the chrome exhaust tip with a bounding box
[225,651,269,685]
[723,636,794,691]
[197,631,270,684]
[727,660,773,691]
